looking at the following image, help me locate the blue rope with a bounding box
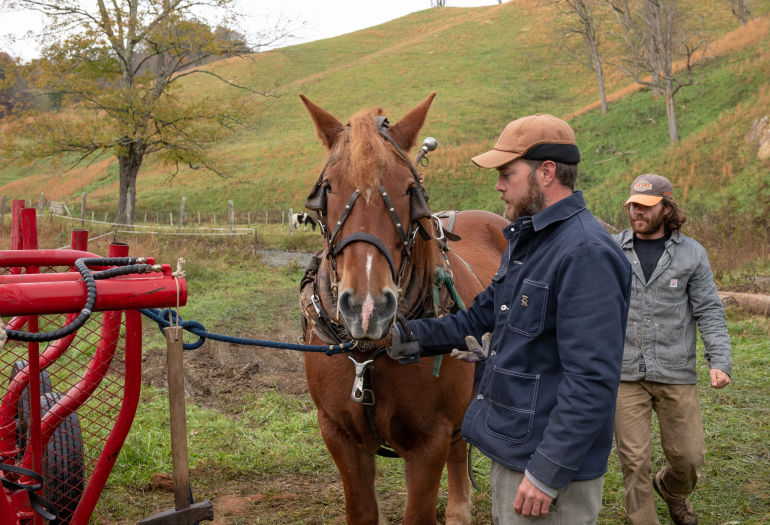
[138,308,355,355]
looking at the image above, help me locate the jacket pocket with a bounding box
[484,367,539,443]
[507,279,548,337]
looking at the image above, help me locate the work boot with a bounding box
[653,472,698,525]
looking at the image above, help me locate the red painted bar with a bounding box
[69,310,143,525]
[0,273,186,315]
[71,229,89,251]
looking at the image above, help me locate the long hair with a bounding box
[662,198,687,233]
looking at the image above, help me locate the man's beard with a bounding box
[630,209,666,235]
[504,170,546,222]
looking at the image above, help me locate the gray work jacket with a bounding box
[613,229,732,383]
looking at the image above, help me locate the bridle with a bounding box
[304,116,433,301]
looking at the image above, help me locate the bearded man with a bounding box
[613,173,732,525]
[388,114,632,524]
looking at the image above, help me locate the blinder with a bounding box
[305,180,327,212]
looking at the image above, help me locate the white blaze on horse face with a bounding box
[366,254,373,281]
[360,293,375,333]
[360,254,374,333]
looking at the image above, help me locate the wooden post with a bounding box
[0,195,6,226]
[253,228,258,253]
[170,212,173,226]
[247,212,250,225]
[104,211,108,222]
[144,212,147,223]
[91,211,95,221]
[265,210,268,224]
[213,213,217,226]
[197,211,201,225]
[288,207,293,236]
[164,326,192,510]
[228,200,234,233]
[178,197,186,231]
[81,193,87,227]
[38,192,45,216]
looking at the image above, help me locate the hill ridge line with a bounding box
[278,6,504,96]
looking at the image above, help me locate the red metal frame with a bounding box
[0,200,188,524]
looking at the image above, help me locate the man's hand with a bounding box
[386,324,421,363]
[513,475,553,518]
[710,368,731,388]
[450,332,492,363]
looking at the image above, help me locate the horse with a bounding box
[298,92,508,525]
[292,212,317,231]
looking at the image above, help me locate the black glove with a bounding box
[386,323,422,364]
[450,332,492,363]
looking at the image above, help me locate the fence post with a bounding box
[247,212,250,225]
[228,201,234,233]
[144,212,147,223]
[104,211,108,222]
[178,196,186,231]
[288,207,293,235]
[0,195,6,226]
[81,193,87,227]
[213,213,217,226]
[38,193,45,216]
[265,210,268,224]
[170,212,173,226]
[197,211,201,225]
[253,228,258,253]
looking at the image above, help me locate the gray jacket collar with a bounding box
[618,228,682,248]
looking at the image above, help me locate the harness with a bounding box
[304,116,434,300]
[299,117,467,455]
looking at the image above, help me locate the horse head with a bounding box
[300,93,437,341]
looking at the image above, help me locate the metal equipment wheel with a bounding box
[10,360,53,459]
[40,392,84,525]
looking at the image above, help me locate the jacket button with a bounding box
[476,394,484,400]
[501,305,509,311]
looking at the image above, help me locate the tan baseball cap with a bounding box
[624,173,674,206]
[471,114,580,169]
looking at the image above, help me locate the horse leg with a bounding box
[402,441,447,525]
[318,412,380,524]
[444,438,472,525]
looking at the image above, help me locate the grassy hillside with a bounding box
[1,0,768,277]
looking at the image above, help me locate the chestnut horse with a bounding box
[299,93,507,524]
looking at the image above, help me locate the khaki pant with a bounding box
[489,462,604,525]
[614,381,705,525]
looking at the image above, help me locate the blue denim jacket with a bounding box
[613,229,732,383]
[408,191,631,489]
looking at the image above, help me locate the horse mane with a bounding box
[331,108,400,200]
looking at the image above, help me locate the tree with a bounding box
[0,0,290,225]
[608,0,706,143]
[557,0,609,113]
[726,0,753,25]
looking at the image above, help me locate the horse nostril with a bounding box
[383,289,397,316]
[338,289,355,317]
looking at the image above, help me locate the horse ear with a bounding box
[299,94,345,150]
[388,92,437,152]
